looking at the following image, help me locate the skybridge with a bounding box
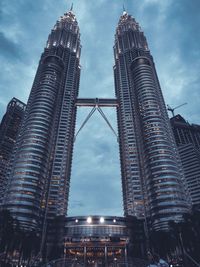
[75,98,118,107]
[74,98,119,142]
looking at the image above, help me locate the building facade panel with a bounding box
[114,12,190,229]
[0,98,26,205]
[3,10,81,229]
[171,115,200,207]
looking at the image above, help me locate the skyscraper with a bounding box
[0,98,26,204]
[170,114,200,148]
[170,115,200,207]
[2,7,190,233]
[113,11,190,229]
[3,9,81,229]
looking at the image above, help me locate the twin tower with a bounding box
[3,8,190,231]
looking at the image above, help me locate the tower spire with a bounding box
[70,3,73,11]
[122,3,127,15]
[123,4,126,12]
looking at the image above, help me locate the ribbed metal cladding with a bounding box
[0,98,26,205]
[170,116,200,206]
[3,10,81,229]
[114,11,190,230]
[4,56,64,229]
[178,144,200,206]
[114,12,150,220]
[130,57,189,229]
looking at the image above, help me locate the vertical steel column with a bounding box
[84,246,87,267]
[63,240,66,266]
[125,245,128,267]
[104,245,108,267]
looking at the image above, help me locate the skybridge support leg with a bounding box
[74,105,118,142]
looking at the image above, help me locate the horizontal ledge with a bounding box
[75,98,119,107]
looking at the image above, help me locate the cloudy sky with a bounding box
[0,0,200,216]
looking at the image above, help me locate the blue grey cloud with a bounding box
[0,32,22,60]
[0,0,200,216]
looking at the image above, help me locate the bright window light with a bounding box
[100,217,104,223]
[87,217,92,223]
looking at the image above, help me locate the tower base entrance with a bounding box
[64,241,127,267]
[46,215,146,266]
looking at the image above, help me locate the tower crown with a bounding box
[117,13,140,33]
[46,8,81,56]
[56,9,78,30]
[114,13,148,56]
[62,10,76,23]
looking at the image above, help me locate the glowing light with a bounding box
[75,219,78,223]
[100,217,104,223]
[113,219,116,223]
[87,217,92,223]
